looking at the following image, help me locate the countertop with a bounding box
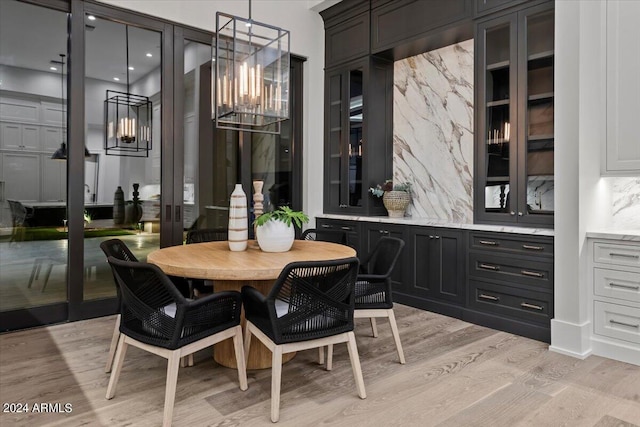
[585,229,640,242]
[317,214,555,237]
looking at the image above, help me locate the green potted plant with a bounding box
[369,179,412,218]
[254,206,309,252]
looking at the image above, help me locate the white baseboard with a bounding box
[549,318,592,359]
[591,337,640,366]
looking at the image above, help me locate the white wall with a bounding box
[98,0,327,224]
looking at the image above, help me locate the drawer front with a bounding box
[594,242,640,268]
[469,280,552,324]
[469,253,553,290]
[594,268,640,303]
[317,219,359,233]
[469,232,553,257]
[594,301,640,344]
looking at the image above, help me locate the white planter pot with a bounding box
[256,220,295,252]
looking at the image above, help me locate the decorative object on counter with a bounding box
[254,206,309,252]
[252,180,264,237]
[125,183,143,226]
[113,186,125,225]
[228,184,248,251]
[369,180,412,218]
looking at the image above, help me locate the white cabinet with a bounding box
[42,126,66,152]
[588,236,640,365]
[1,122,40,151]
[41,155,66,202]
[1,152,41,202]
[603,0,640,175]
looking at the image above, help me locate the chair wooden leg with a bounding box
[106,335,127,399]
[41,263,54,292]
[345,332,366,399]
[188,354,194,367]
[387,309,405,364]
[28,260,40,288]
[162,352,181,427]
[232,325,248,391]
[105,314,121,373]
[318,347,325,365]
[271,346,283,423]
[326,344,334,371]
[243,323,253,365]
[370,317,378,338]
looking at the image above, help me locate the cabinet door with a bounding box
[316,218,362,255]
[1,123,23,150]
[410,227,465,304]
[324,63,366,214]
[517,4,554,225]
[21,125,40,151]
[475,13,519,224]
[364,222,406,289]
[42,127,63,152]
[325,11,369,68]
[604,0,640,174]
[1,153,40,201]
[41,155,66,202]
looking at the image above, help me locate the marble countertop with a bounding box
[585,229,640,242]
[317,214,555,236]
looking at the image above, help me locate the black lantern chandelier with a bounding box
[51,54,90,159]
[104,25,152,157]
[214,0,290,134]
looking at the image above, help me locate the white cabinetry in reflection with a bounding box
[603,0,640,175]
[1,122,40,151]
[41,155,66,202]
[0,152,40,202]
[587,234,640,365]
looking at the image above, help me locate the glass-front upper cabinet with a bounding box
[475,1,554,227]
[324,57,392,216]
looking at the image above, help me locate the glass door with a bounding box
[82,15,163,305]
[0,0,70,329]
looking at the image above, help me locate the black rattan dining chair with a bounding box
[185,228,228,297]
[325,237,406,367]
[99,239,192,373]
[242,257,365,422]
[105,257,247,427]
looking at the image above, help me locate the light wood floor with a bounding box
[1,305,639,427]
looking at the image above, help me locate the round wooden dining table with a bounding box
[147,239,356,369]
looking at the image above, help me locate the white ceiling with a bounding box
[0,1,161,84]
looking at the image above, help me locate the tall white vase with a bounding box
[228,184,248,251]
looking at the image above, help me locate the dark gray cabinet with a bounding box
[323,57,393,216]
[363,222,407,289]
[473,0,530,17]
[466,231,554,342]
[315,217,363,256]
[371,0,473,57]
[324,7,370,68]
[474,1,554,227]
[405,227,466,305]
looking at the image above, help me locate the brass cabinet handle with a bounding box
[479,240,498,246]
[379,230,390,235]
[609,319,640,329]
[609,282,640,291]
[522,244,543,251]
[340,226,351,231]
[320,224,331,228]
[520,302,544,311]
[521,270,544,278]
[609,252,640,259]
[479,293,500,302]
[479,263,499,271]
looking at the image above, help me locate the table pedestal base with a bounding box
[213,279,295,369]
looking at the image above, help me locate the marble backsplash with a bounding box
[612,177,640,229]
[393,40,474,223]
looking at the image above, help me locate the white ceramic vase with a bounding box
[228,184,248,251]
[255,219,295,252]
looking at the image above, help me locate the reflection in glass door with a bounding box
[0,1,69,326]
[83,16,162,301]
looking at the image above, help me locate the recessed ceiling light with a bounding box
[113,77,120,81]
[128,66,134,71]
[50,66,57,71]
[87,15,96,21]
[146,53,153,57]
